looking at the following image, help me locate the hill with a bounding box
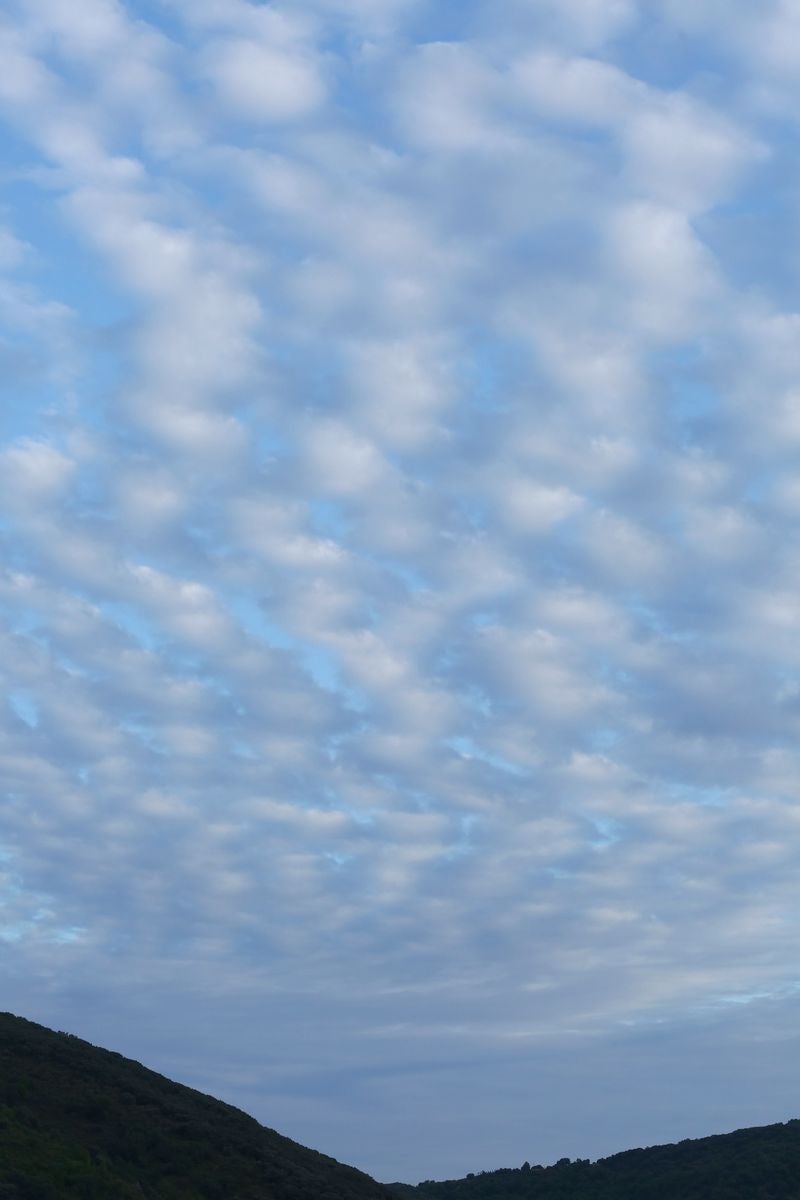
[391,1119,800,1200]
[0,1011,389,1200]
[3,1011,800,1200]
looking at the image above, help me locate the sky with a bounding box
[2,0,800,1184]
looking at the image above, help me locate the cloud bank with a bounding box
[1,0,800,1182]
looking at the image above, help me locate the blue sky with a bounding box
[2,0,800,1183]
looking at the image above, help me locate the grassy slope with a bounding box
[0,1012,389,1200]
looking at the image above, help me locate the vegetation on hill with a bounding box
[391,1119,800,1200]
[0,1012,388,1200]
[3,1010,800,1200]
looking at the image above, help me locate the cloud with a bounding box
[2,0,800,1185]
[202,37,326,122]
[510,51,643,125]
[0,439,76,503]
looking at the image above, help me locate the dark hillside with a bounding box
[0,1011,389,1200]
[4,1010,800,1200]
[392,1118,800,1200]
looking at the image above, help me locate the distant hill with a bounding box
[391,1120,800,1200]
[3,1012,800,1200]
[0,1011,389,1200]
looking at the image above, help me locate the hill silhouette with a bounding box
[3,1011,800,1200]
[0,1011,389,1200]
[391,1119,800,1200]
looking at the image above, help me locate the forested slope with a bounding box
[0,1012,389,1200]
[3,1010,799,1200]
[392,1119,800,1200]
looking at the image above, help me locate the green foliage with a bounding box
[391,1120,800,1200]
[4,1012,800,1200]
[0,1013,387,1200]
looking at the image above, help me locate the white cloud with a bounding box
[392,42,504,153]
[623,96,760,214]
[3,0,800,1184]
[538,0,639,49]
[604,202,720,340]
[303,418,388,496]
[495,478,584,535]
[22,0,135,60]
[345,336,457,448]
[510,51,642,126]
[202,37,326,121]
[0,440,75,503]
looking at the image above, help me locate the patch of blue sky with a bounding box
[316,9,478,150]
[174,162,256,234]
[0,532,45,580]
[445,735,528,777]
[458,336,534,416]
[309,499,349,540]
[0,355,59,446]
[101,601,161,651]
[48,925,87,945]
[306,351,352,412]
[299,0,475,70]
[227,593,347,695]
[324,850,354,869]
[0,336,80,448]
[626,598,696,642]
[405,787,443,813]
[8,691,39,729]
[117,0,185,43]
[508,209,607,279]
[119,719,166,754]
[469,610,499,629]
[584,815,623,850]
[2,606,44,639]
[193,161,324,268]
[462,685,493,717]
[0,191,130,446]
[301,644,341,692]
[612,18,738,91]
[372,557,431,594]
[227,594,295,650]
[254,336,349,416]
[0,868,23,896]
[743,473,776,506]
[699,187,800,311]
[719,990,776,1006]
[647,344,723,448]
[410,0,489,43]
[0,897,84,945]
[256,427,292,461]
[0,110,44,176]
[445,814,480,860]
[661,782,734,809]
[231,739,257,760]
[588,727,620,753]
[0,174,134,329]
[545,865,578,882]
[531,525,591,588]
[703,984,800,1013]
[593,656,635,693]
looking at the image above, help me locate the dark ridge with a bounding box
[0,1011,389,1200]
[390,1118,800,1200]
[3,1010,799,1200]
